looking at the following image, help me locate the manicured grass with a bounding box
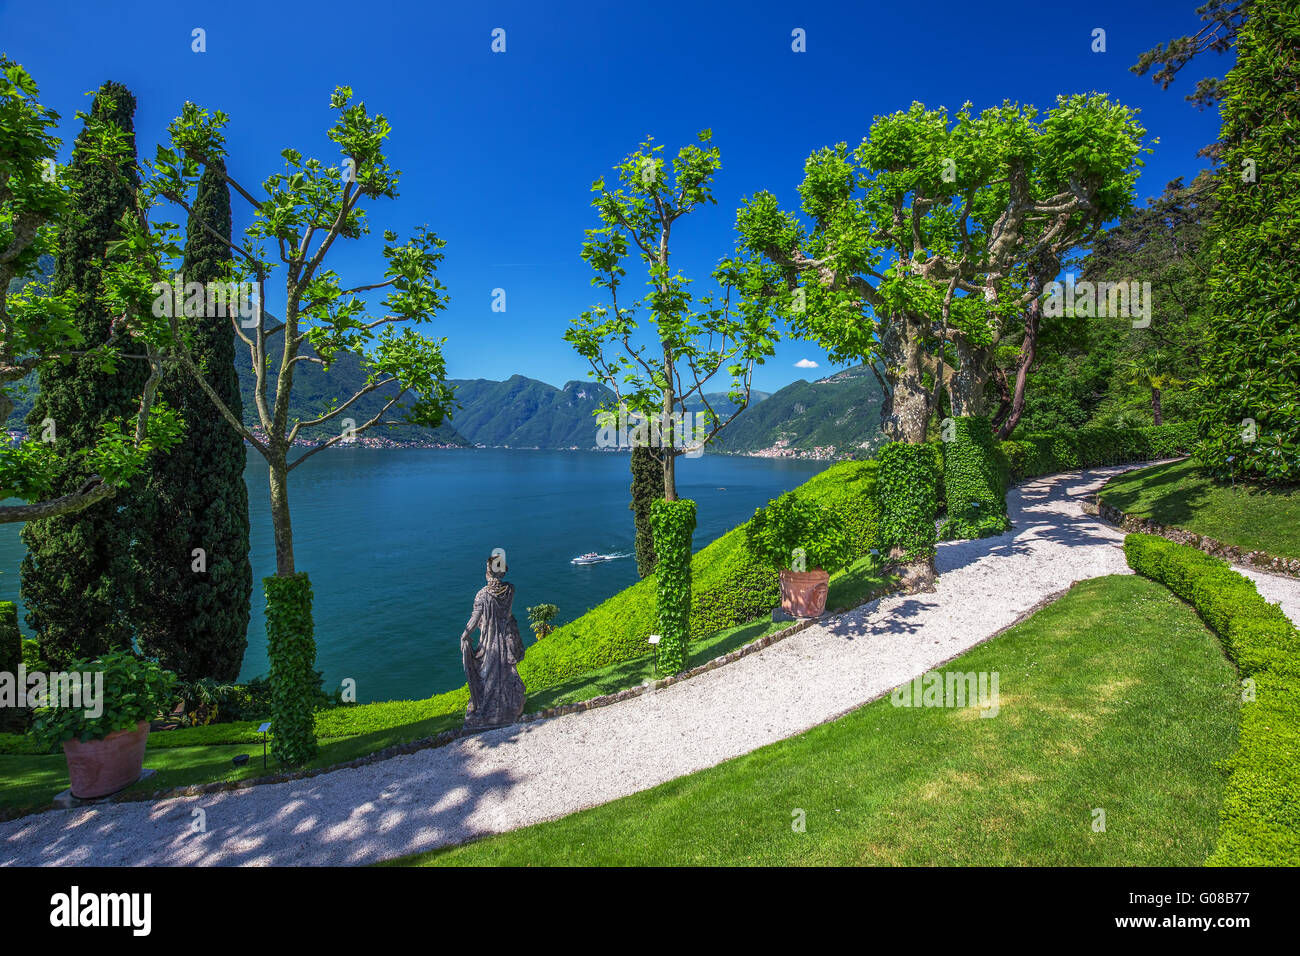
[391,574,1240,866]
[0,555,889,818]
[1100,458,1300,559]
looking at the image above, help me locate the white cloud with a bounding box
[794,358,820,369]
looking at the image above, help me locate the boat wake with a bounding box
[570,551,632,565]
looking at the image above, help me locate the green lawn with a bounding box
[390,574,1240,866]
[1100,458,1300,559]
[0,556,889,818]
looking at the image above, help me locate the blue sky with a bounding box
[2,0,1227,394]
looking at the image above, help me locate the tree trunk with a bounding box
[1152,387,1163,426]
[880,313,932,443]
[661,343,678,500]
[995,293,1042,439]
[949,338,991,418]
[268,454,295,576]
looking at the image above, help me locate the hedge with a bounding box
[940,416,1009,539]
[264,573,319,764]
[1124,533,1300,865]
[651,498,696,675]
[1000,423,1196,485]
[877,442,938,561]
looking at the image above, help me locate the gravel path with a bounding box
[4,463,1298,867]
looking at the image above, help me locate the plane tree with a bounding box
[108,90,454,762]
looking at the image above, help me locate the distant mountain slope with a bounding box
[710,365,884,457]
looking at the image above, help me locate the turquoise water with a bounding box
[0,449,826,703]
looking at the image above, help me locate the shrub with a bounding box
[1124,533,1300,865]
[30,649,176,750]
[746,491,852,573]
[264,573,319,764]
[651,498,696,675]
[526,604,559,640]
[999,423,1195,484]
[876,442,938,561]
[1124,534,1300,677]
[941,416,1010,540]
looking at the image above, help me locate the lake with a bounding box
[0,449,827,703]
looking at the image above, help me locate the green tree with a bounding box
[17,80,180,667]
[629,444,661,577]
[566,132,781,500]
[115,91,455,762]
[132,165,252,682]
[1193,0,1300,481]
[736,97,1146,447]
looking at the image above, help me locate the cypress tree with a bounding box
[133,165,252,681]
[630,445,661,577]
[20,82,146,668]
[1193,0,1300,483]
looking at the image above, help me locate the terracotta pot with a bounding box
[780,568,830,619]
[62,721,150,799]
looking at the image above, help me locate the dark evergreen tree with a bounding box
[20,82,147,668]
[1194,0,1300,482]
[133,165,252,680]
[630,445,661,578]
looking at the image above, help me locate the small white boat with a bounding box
[571,552,608,565]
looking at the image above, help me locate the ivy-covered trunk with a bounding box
[1152,387,1163,427]
[264,573,318,764]
[877,441,938,593]
[630,446,662,578]
[940,416,1010,540]
[650,498,696,674]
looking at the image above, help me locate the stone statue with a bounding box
[460,556,526,729]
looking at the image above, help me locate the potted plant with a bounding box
[31,649,176,799]
[746,492,852,619]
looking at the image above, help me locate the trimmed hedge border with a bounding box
[1099,498,1300,580]
[1124,532,1300,865]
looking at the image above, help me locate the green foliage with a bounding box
[629,445,661,577]
[999,423,1196,484]
[0,602,22,732]
[567,131,781,494]
[940,416,1010,540]
[134,165,252,682]
[1124,532,1300,865]
[518,460,881,690]
[30,649,176,749]
[650,499,696,675]
[1193,0,1300,483]
[264,573,318,764]
[526,604,559,640]
[20,80,152,668]
[745,491,852,572]
[877,442,938,561]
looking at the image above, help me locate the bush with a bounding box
[1000,423,1195,484]
[526,604,559,640]
[30,649,176,749]
[1124,534,1300,677]
[746,491,852,573]
[941,416,1010,540]
[651,498,696,675]
[1124,532,1300,865]
[877,442,938,561]
[264,573,319,764]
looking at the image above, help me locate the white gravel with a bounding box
[3,463,1298,867]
